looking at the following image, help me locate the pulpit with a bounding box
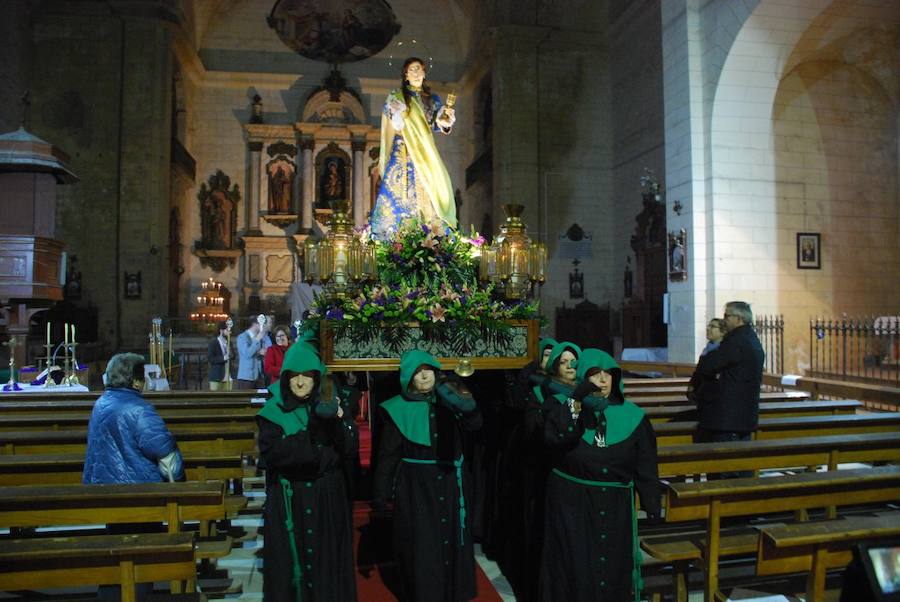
[0,126,78,367]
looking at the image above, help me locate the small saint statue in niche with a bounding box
[267,162,294,213]
[204,193,232,249]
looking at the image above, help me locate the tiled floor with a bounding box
[212,476,517,602]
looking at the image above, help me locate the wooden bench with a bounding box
[633,390,812,406]
[756,512,900,602]
[0,424,257,457]
[0,481,228,535]
[624,377,692,389]
[0,390,263,404]
[657,431,900,479]
[645,400,861,424]
[0,451,246,488]
[0,398,262,414]
[0,532,197,602]
[0,408,259,431]
[643,465,900,602]
[653,412,900,446]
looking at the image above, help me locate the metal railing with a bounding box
[809,316,900,386]
[755,314,784,376]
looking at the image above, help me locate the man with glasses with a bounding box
[693,301,765,478]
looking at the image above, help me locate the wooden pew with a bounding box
[644,466,900,602]
[0,424,257,456]
[0,390,263,404]
[653,412,900,446]
[645,400,861,424]
[0,481,227,534]
[633,390,811,406]
[0,407,259,431]
[657,431,900,479]
[0,398,260,414]
[0,532,197,602]
[624,377,692,389]
[756,512,900,602]
[0,451,245,487]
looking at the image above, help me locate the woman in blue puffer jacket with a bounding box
[83,352,184,484]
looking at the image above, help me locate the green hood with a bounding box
[546,341,581,376]
[399,349,442,394]
[576,348,625,395]
[538,337,558,368]
[281,341,326,376]
[257,343,328,434]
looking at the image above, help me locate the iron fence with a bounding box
[809,316,900,386]
[754,314,784,376]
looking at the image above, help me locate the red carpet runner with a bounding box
[352,420,501,601]
[353,502,502,601]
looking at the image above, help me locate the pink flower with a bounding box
[421,234,438,250]
[393,242,404,252]
[430,304,447,322]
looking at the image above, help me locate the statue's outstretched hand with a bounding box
[437,106,456,129]
[388,99,407,130]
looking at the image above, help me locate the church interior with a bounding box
[0,0,899,601]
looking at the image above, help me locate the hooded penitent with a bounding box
[257,343,327,434]
[381,349,443,446]
[571,349,643,449]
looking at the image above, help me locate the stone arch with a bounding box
[300,89,366,124]
[708,0,900,371]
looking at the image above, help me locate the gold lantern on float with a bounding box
[479,204,546,300]
[304,201,377,300]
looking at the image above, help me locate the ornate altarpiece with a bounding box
[239,72,378,311]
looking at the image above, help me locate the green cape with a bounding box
[381,349,443,446]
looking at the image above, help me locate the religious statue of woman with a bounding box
[369,57,457,238]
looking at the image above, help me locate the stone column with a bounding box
[247,141,262,234]
[351,138,366,227]
[300,137,315,232]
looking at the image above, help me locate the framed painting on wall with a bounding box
[797,232,821,269]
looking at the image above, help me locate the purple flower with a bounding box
[325,308,344,320]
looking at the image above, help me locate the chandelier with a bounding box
[304,201,377,300]
[478,204,546,300]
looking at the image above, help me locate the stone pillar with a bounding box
[247,141,262,234]
[351,138,366,227]
[300,137,315,232]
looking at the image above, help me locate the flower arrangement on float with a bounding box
[304,216,541,356]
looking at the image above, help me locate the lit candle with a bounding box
[64,323,69,346]
[71,323,76,343]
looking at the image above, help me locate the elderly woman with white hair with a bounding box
[83,352,184,484]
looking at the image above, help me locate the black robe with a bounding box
[373,398,483,602]
[539,399,661,602]
[257,411,358,602]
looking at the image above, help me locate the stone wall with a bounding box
[30,3,174,350]
[610,0,665,344]
[0,0,34,133]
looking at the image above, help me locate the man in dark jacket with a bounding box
[693,301,765,478]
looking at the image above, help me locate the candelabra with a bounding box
[190,277,228,322]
